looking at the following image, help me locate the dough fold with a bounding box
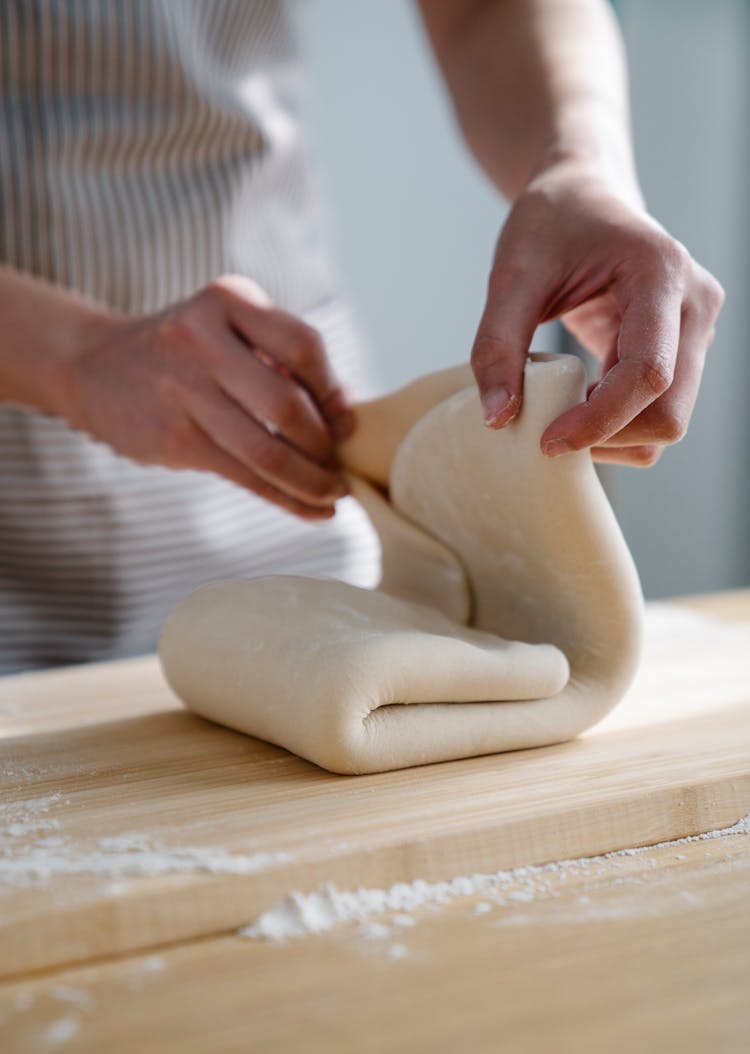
[160,354,643,774]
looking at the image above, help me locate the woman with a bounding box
[0,0,723,673]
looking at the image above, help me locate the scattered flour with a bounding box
[1,797,292,885]
[507,888,536,903]
[240,814,750,942]
[1,794,65,843]
[472,902,492,916]
[50,986,95,1011]
[6,818,60,838]
[44,1016,80,1045]
[103,881,130,897]
[358,921,390,940]
[388,944,408,959]
[1,793,63,819]
[0,827,291,886]
[354,916,414,943]
[0,843,291,884]
[328,841,356,852]
[124,953,169,992]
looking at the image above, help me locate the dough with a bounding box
[159,354,643,774]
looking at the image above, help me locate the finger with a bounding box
[184,422,335,520]
[589,298,711,449]
[541,286,683,456]
[183,385,349,507]
[220,291,354,437]
[592,444,664,467]
[214,332,337,465]
[471,262,550,428]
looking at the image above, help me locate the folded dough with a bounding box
[159,354,643,774]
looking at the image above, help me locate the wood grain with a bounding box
[1,832,748,1054]
[1,594,749,980]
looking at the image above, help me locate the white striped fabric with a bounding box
[0,0,379,673]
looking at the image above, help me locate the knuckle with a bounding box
[156,309,201,351]
[212,273,271,307]
[653,238,689,286]
[471,334,516,372]
[653,407,688,444]
[196,280,229,312]
[637,356,673,397]
[289,325,325,370]
[287,339,313,372]
[319,385,347,417]
[685,273,725,328]
[272,400,298,434]
[634,444,663,466]
[704,275,726,316]
[585,420,611,447]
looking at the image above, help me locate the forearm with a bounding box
[0,266,119,414]
[419,0,642,205]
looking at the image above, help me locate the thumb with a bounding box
[471,263,549,428]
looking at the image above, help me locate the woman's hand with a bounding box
[471,161,725,466]
[60,275,355,519]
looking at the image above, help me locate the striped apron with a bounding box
[0,0,379,673]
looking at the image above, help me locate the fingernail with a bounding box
[543,437,575,458]
[482,387,514,427]
[330,411,355,442]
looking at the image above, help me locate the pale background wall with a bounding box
[296,0,750,599]
[610,0,750,596]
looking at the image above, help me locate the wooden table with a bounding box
[1,591,749,1053]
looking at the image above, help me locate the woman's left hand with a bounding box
[471,160,725,466]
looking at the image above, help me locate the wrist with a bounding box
[0,268,127,419]
[47,307,128,424]
[525,143,646,213]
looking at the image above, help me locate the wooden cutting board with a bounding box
[1,593,749,980]
[3,831,748,1054]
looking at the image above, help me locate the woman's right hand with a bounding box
[60,275,355,520]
